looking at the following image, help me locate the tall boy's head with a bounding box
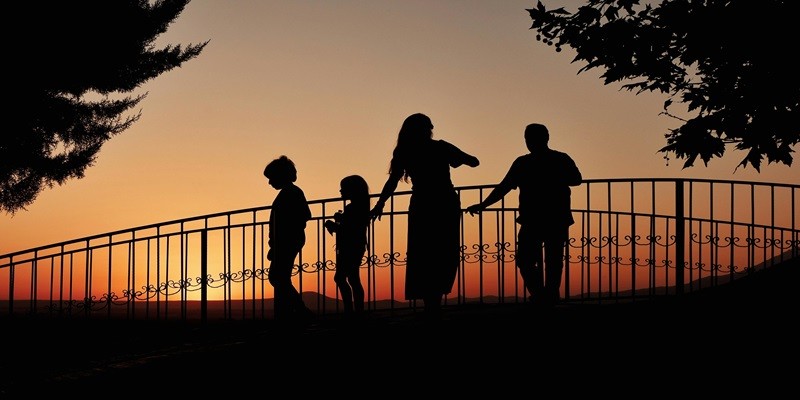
[263,155,298,189]
[524,123,549,153]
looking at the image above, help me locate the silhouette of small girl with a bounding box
[325,175,370,318]
[263,155,314,322]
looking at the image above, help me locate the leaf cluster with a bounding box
[528,0,797,171]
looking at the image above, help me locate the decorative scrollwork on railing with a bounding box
[75,296,102,313]
[690,233,719,246]
[205,272,231,289]
[745,237,763,249]
[765,238,799,252]
[724,264,747,275]
[719,236,742,249]
[43,294,120,315]
[102,292,128,306]
[691,261,708,273]
[125,285,159,301]
[566,236,580,249]
[609,235,636,247]
[311,260,330,272]
[227,269,253,284]
[705,263,724,275]
[600,255,635,267]
[461,242,512,264]
[187,276,211,293]
[579,236,598,249]
[298,261,321,274]
[607,256,624,265]
[645,234,677,248]
[253,266,268,281]
[597,235,615,250]
[313,257,371,273]
[368,252,406,269]
[158,278,198,296]
[576,254,605,266]
[214,271,232,285]
[462,243,487,264]
[318,259,336,272]
[646,258,671,270]
[623,257,650,268]
[638,234,657,247]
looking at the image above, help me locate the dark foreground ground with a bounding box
[2,257,798,397]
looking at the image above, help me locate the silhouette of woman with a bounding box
[371,113,479,319]
[325,175,370,318]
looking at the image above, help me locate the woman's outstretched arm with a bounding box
[370,170,402,221]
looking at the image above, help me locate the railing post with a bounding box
[201,230,208,324]
[8,255,13,316]
[675,179,685,295]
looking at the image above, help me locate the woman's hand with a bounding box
[324,220,337,235]
[465,203,483,216]
[370,203,384,221]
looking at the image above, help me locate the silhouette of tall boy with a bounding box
[264,155,314,321]
[467,123,582,307]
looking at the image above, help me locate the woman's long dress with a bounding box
[403,139,472,300]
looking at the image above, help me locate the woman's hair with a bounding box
[341,174,370,202]
[389,113,433,182]
[263,155,297,182]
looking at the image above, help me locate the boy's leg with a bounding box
[268,251,301,320]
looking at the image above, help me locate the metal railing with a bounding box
[1,178,798,322]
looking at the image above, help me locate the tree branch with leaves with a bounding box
[528,0,797,171]
[3,0,208,214]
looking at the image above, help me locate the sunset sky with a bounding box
[2,0,796,256]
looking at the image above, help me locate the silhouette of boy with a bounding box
[467,123,582,307]
[264,155,314,321]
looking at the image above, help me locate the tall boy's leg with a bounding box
[543,236,567,306]
[516,227,544,302]
[531,238,545,302]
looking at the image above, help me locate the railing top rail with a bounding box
[2,178,797,262]
[577,177,798,188]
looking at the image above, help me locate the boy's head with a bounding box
[263,155,297,189]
